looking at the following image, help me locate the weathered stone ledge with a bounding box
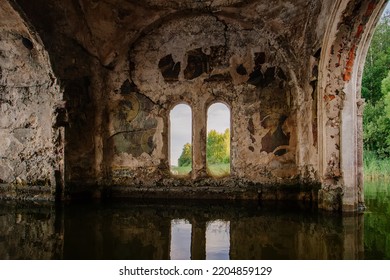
[0,184,54,201]
[62,181,320,202]
[105,184,320,201]
[0,181,321,205]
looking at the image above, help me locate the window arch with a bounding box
[206,102,231,177]
[169,103,192,176]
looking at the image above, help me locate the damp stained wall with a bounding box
[103,4,323,189]
[0,0,388,211]
[0,1,62,198]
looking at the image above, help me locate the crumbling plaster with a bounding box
[0,0,388,211]
[318,0,388,211]
[0,0,63,199]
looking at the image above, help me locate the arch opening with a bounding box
[362,5,390,180]
[170,103,192,176]
[206,102,231,177]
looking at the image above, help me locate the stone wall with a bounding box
[0,1,62,198]
[0,0,387,211]
[102,6,321,190]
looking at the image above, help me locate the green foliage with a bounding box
[207,163,230,177]
[176,129,231,177]
[171,165,192,175]
[178,143,192,167]
[363,10,390,162]
[363,101,390,158]
[383,71,390,115]
[364,180,390,259]
[364,150,390,179]
[362,11,390,104]
[207,129,230,165]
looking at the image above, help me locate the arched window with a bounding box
[170,104,192,176]
[206,102,231,177]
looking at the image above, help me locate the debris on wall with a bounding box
[1,0,385,211]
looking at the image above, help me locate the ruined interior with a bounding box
[0,0,388,211]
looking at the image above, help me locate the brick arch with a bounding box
[317,0,388,211]
[169,102,193,176]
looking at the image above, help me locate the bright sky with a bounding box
[207,103,230,134]
[170,219,192,260]
[170,219,230,260]
[170,104,192,166]
[170,103,230,166]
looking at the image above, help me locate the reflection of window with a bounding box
[170,219,192,260]
[206,220,230,260]
[207,103,231,177]
[170,104,192,176]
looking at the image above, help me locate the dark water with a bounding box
[0,181,389,260]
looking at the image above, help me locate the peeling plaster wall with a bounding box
[8,0,324,199]
[1,0,386,210]
[0,1,62,198]
[318,0,388,211]
[105,12,313,187]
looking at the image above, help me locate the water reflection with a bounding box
[170,219,192,260]
[206,220,230,260]
[0,181,389,259]
[364,181,390,259]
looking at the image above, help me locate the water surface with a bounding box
[0,181,389,259]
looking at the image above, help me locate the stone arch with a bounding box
[317,0,388,211]
[169,102,193,176]
[0,0,63,199]
[206,101,232,177]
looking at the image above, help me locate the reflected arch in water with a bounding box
[170,219,192,260]
[206,220,230,260]
[0,201,369,259]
